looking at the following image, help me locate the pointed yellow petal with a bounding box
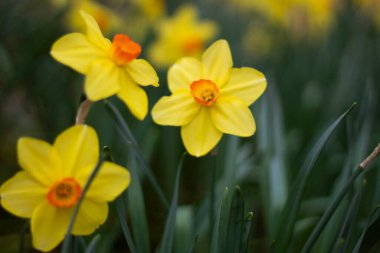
[211,97,256,137]
[168,57,202,93]
[221,67,266,105]
[53,125,99,176]
[85,59,121,101]
[0,172,46,218]
[181,107,222,157]
[17,138,62,186]
[152,91,200,126]
[125,59,159,87]
[31,201,72,252]
[117,71,148,120]
[202,40,232,87]
[77,161,130,202]
[72,200,108,235]
[51,33,107,74]
[80,10,111,51]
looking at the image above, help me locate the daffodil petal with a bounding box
[211,97,256,137]
[17,138,62,186]
[152,91,200,126]
[80,10,111,51]
[85,59,121,101]
[31,201,72,252]
[117,71,148,120]
[77,161,130,202]
[0,172,46,218]
[125,59,159,87]
[201,40,232,87]
[181,107,222,157]
[53,125,99,176]
[168,57,202,93]
[51,33,107,74]
[221,67,266,105]
[72,200,108,235]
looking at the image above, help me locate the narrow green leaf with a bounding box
[300,167,364,253]
[271,103,356,253]
[116,192,137,253]
[158,153,186,253]
[241,212,254,253]
[331,190,362,253]
[186,234,199,253]
[84,235,101,253]
[352,206,380,253]
[104,100,169,209]
[127,154,150,253]
[19,220,29,253]
[211,187,230,253]
[61,157,104,253]
[226,186,245,253]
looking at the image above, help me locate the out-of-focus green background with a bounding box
[1,0,379,252]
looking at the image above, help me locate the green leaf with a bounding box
[127,153,150,253]
[226,186,245,253]
[211,187,230,253]
[241,212,253,253]
[158,153,186,253]
[84,235,101,253]
[104,100,169,209]
[352,206,380,253]
[271,103,356,253]
[186,235,199,253]
[115,192,137,253]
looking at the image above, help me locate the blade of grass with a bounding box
[19,220,29,253]
[115,192,137,253]
[61,157,104,253]
[84,235,101,253]
[158,153,186,253]
[211,187,230,253]
[271,103,356,253]
[127,153,150,253]
[352,206,380,253]
[226,186,245,253]
[104,146,137,253]
[104,100,169,209]
[241,212,253,253]
[186,234,199,253]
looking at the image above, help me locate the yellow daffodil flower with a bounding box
[151,40,267,157]
[66,0,123,35]
[0,125,130,252]
[147,4,218,68]
[51,11,159,120]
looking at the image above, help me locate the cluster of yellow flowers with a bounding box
[0,7,266,252]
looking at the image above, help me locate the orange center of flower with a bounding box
[182,38,203,55]
[190,79,219,106]
[111,34,141,66]
[47,178,82,208]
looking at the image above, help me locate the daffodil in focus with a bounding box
[66,0,122,34]
[151,40,266,157]
[51,11,159,120]
[147,4,218,68]
[0,125,130,252]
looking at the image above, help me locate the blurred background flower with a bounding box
[147,4,218,68]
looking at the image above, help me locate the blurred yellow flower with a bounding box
[51,11,159,120]
[147,5,218,68]
[356,0,380,28]
[132,0,166,20]
[232,0,337,40]
[66,0,122,35]
[0,125,130,252]
[152,40,266,157]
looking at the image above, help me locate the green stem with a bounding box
[61,158,104,253]
[104,100,169,209]
[116,192,137,253]
[210,151,217,248]
[300,167,364,253]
